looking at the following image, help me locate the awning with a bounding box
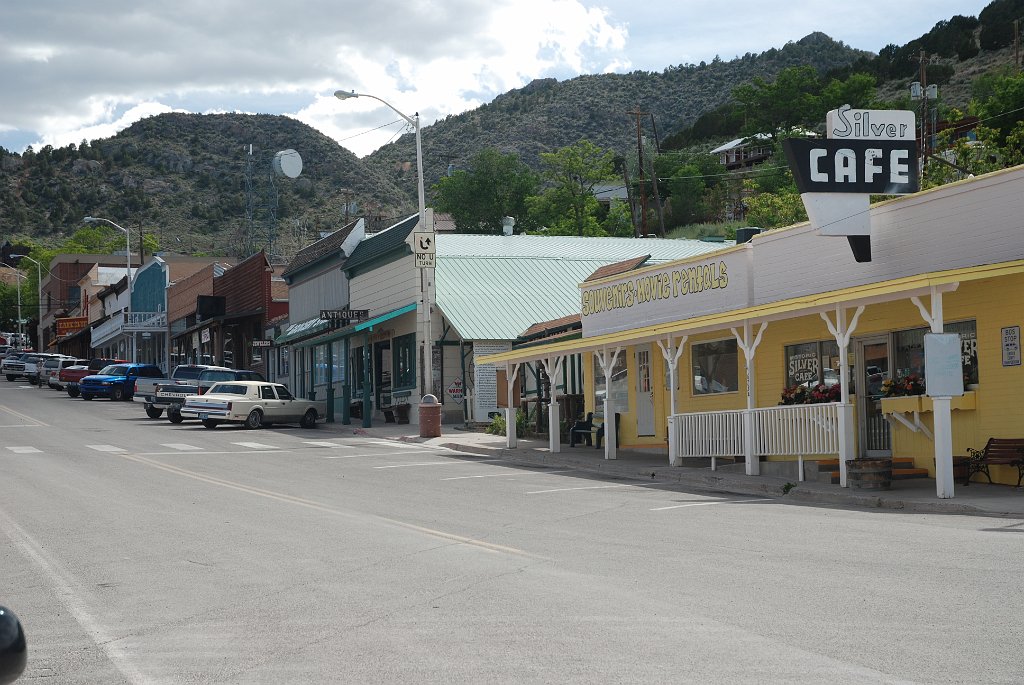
[275,302,417,347]
[478,260,1024,366]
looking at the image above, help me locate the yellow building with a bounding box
[480,165,1024,496]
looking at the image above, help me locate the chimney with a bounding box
[501,216,516,236]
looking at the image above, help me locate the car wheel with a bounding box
[82,394,93,401]
[67,387,80,398]
[300,409,318,429]
[111,386,124,401]
[244,409,263,430]
[145,405,163,419]
[202,419,220,429]
[167,410,184,424]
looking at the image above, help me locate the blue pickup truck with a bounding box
[79,363,165,401]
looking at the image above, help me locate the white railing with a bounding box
[126,311,166,331]
[669,403,841,480]
[90,313,126,347]
[668,409,745,471]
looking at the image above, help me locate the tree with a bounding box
[733,66,823,139]
[431,149,540,234]
[529,140,617,236]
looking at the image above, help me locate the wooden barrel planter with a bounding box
[846,458,893,490]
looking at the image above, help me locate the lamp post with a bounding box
[334,90,433,399]
[0,263,24,344]
[83,216,135,362]
[11,255,42,351]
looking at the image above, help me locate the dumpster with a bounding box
[419,394,441,438]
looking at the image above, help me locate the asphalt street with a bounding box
[1,381,1022,684]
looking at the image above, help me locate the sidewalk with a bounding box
[318,420,1024,518]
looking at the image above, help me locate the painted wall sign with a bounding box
[782,139,918,195]
[56,316,88,336]
[580,252,750,338]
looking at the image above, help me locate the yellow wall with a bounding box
[583,272,1024,484]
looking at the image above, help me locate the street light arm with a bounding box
[333,91,416,127]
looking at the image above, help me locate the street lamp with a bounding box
[83,216,135,362]
[334,90,433,399]
[0,263,24,344]
[11,255,41,351]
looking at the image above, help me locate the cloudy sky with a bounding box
[1,0,992,158]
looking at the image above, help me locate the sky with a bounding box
[0,1,994,158]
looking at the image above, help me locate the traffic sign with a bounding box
[447,377,464,403]
[413,232,435,255]
[414,253,435,269]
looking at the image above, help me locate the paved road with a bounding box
[1,382,1022,683]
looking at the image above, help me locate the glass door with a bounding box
[855,336,891,457]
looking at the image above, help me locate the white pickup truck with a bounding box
[180,381,326,429]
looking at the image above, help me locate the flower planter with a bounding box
[880,395,922,414]
[846,458,893,490]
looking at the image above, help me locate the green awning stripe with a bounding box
[354,302,416,331]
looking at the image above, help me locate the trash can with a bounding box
[419,394,441,438]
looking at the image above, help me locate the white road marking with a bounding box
[650,498,773,511]
[526,484,636,494]
[87,444,125,452]
[358,439,425,450]
[0,424,41,429]
[302,441,352,448]
[374,459,501,469]
[5,446,42,454]
[161,443,204,451]
[232,442,279,450]
[441,469,574,481]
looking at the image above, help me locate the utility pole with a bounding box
[628,107,649,236]
[646,113,666,237]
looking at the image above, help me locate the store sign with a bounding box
[447,377,465,403]
[56,316,88,336]
[782,105,918,263]
[252,340,272,347]
[321,309,369,322]
[788,351,819,384]
[580,250,749,338]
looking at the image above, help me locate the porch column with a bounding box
[822,305,865,488]
[912,286,959,498]
[505,362,520,449]
[595,346,622,460]
[543,355,565,453]
[731,321,767,476]
[656,335,688,466]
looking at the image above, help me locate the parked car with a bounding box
[139,364,223,419]
[180,380,325,429]
[60,358,127,397]
[79,363,165,401]
[44,357,90,390]
[4,353,67,384]
[157,368,266,423]
[1,352,30,380]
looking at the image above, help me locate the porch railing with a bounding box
[669,403,840,480]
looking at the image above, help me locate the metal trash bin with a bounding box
[418,394,441,438]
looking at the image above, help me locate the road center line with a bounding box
[0,404,49,427]
[113,452,539,559]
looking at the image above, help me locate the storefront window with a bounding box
[593,353,628,414]
[393,333,416,389]
[784,340,841,388]
[331,340,345,384]
[314,344,328,387]
[692,339,739,394]
[894,320,978,385]
[279,346,290,377]
[351,346,366,392]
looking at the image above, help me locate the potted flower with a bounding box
[880,372,925,414]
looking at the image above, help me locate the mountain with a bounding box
[364,33,869,187]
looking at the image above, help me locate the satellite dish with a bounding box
[272,149,303,178]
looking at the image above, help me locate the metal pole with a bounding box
[84,217,134,362]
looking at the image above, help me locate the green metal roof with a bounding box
[434,234,731,340]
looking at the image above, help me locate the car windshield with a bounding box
[173,366,205,380]
[202,370,237,382]
[210,383,249,395]
[99,365,130,375]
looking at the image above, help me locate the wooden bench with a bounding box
[962,438,1024,487]
[568,412,621,448]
